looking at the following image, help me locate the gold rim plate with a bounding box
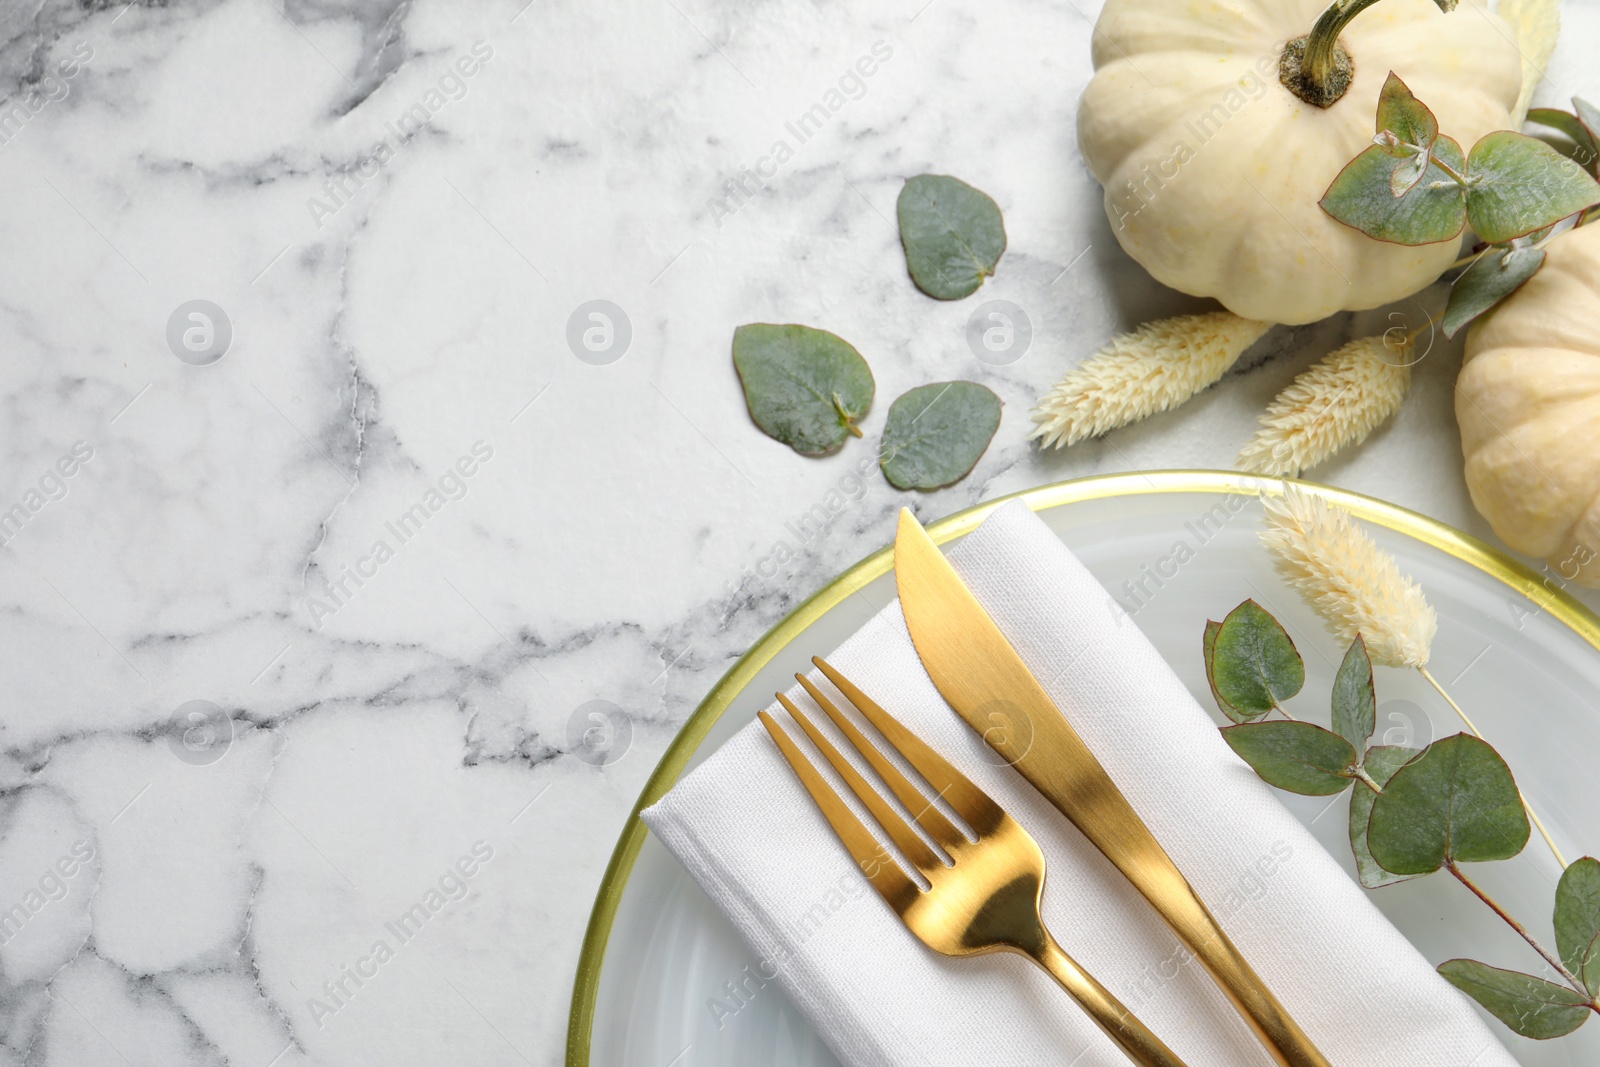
[564,470,1600,1064]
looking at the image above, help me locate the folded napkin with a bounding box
[643,501,1515,1066]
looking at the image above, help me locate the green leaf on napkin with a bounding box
[1367,735,1530,876]
[1437,959,1593,1039]
[1349,745,1419,889]
[879,381,1001,491]
[1331,636,1376,751]
[896,175,1007,300]
[1209,600,1305,719]
[1221,721,1356,796]
[1555,857,1600,990]
[733,323,875,456]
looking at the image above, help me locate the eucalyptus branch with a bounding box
[1352,765,1384,793]
[1447,860,1597,1008]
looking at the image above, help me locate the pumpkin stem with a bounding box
[1280,0,1389,108]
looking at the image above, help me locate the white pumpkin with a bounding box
[1077,0,1522,325]
[1459,223,1600,587]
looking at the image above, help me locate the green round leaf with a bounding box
[1331,636,1376,750]
[732,323,874,456]
[896,175,1006,300]
[1349,745,1420,889]
[1437,959,1592,1040]
[1443,246,1545,340]
[1555,857,1600,989]
[878,381,1000,491]
[1320,135,1467,245]
[1211,600,1305,717]
[1221,721,1357,796]
[1465,130,1600,244]
[1367,734,1531,876]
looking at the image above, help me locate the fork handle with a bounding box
[1026,934,1190,1067]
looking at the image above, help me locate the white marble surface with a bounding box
[1,0,1598,1064]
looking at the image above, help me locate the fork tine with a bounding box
[795,673,968,853]
[757,711,920,906]
[773,693,948,876]
[813,656,1004,833]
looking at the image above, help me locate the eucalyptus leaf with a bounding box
[1210,600,1304,717]
[1321,135,1467,245]
[1465,131,1600,244]
[1443,246,1545,339]
[896,175,1007,300]
[1577,935,1600,1001]
[1527,108,1591,145]
[1574,99,1600,144]
[1375,72,1438,157]
[1527,107,1598,173]
[1331,636,1376,750]
[1437,959,1592,1040]
[1555,857,1600,987]
[1221,721,1356,796]
[1367,734,1530,876]
[1204,618,1255,724]
[1350,746,1421,889]
[1574,98,1600,163]
[1390,150,1430,198]
[733,324,875,456]
[878,381,1000,491]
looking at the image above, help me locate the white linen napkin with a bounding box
[642,501,1515,1066]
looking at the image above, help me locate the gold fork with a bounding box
[759,657,1189,1067]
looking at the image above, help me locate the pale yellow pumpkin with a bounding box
[1459,223,1600,587]
[1077,0,1522,325]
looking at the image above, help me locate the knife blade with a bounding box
[893,508,1331,1067]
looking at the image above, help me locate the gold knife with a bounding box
[894,509,1332,1067]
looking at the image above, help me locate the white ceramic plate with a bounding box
[568,473,1600,1067]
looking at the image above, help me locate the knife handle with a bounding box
[1158,881,1330,1067]
[1016,762,1333,1067]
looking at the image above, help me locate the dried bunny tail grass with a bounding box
[1497,0,1560,125]
[1030,312,1270,450]
[1236,334,1412,477]
[1259,483,1437,668]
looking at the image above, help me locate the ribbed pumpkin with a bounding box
[1077,0,1522,325]
[1458,223,1600,586]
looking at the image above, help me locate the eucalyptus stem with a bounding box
[1428,152,1469,187]
[1418,665,1569,869]
[1447,859,1599,1009]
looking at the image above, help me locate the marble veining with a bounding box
[0,0,1597,1063]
